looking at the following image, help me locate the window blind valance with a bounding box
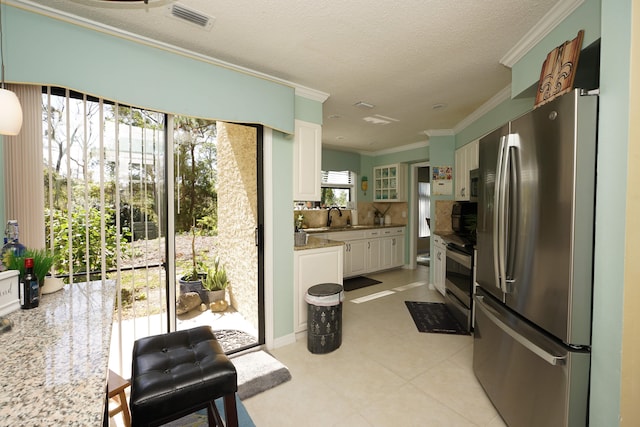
[4,5,295,135]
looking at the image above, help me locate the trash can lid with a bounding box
[307,283,343,297]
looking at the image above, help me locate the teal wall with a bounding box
[322,148,361,173]
[511,0,602,97]
[590,0,629,424]
[370,145,429,167]
[271,131,295,339]
[294,95,323,124]
[455,96,534,148]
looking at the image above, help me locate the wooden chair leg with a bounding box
[223,393,238,427]
[207,400,224,427]
[116,389,131,427]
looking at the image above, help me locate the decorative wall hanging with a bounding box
[432,166,453,196]
[534,30,584,108]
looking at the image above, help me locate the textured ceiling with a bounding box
[14,0,561,153]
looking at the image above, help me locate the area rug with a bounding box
[404,301,469,335]
[214,329,258,353]
[232,350,292,400]
[162,394,255,426]
[343,276,382,291]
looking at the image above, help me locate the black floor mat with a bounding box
[343,276,382,291]
[404,301,469,335]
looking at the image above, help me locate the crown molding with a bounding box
[500,0,585,68]
[295,86,330,103]
[453,85,511,133]
[351,139,429,157]
[425,129,454,137]
[8,0,328,99]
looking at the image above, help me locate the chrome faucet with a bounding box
[326,206,342,227]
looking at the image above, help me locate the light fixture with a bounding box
[0,0,22,136]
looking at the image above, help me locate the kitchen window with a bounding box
[295,170,355,209]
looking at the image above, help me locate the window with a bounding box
[294,170,356,209]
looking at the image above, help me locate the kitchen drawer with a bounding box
[380,227,404,236]
[325,230,367,241]
[365,229,382,238]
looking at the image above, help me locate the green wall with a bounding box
[455,96,534,148]
[590,0,629,424]
[322,148,361,173]
[271,131,295,339]
[511,0,602,97]
[294,95,324,125]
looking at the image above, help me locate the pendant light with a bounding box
[0,0,22,136]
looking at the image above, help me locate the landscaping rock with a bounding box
[210,300,228,312]
[176,292,202,314]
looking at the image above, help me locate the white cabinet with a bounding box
[294,245,343,333]
[344,239,367,277]
[380,227,405,270]
[373,163,407,202]
[454,140,479,201]
[366,238,381,272]
[324,227,405,277]
[293,120,322,201]
[433,234,447,296]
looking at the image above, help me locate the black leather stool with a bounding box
[130,326,238,427]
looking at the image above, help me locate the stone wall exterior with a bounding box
[216,122,259,331]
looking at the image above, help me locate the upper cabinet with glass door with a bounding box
[373,163,407,202]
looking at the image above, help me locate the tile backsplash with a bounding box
[294,202,408,229]
[434,200,454,234]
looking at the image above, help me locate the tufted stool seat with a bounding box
[130,326,238,427]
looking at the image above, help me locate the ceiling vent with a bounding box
[166,3,215,30]
[363,116,392,125]
[353,101,375,110]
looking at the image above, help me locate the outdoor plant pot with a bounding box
[179,275,205,303]
[206,289,226,303]
[41,276,64,294]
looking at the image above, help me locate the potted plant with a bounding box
[202,257,229,303]
[178,224,205,298]
[4,248,55,291]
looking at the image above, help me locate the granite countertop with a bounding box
[303,224,406,234]
[294,235,345,251]
[0,280,116,426]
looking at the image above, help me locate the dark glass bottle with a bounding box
[21,257,39,309]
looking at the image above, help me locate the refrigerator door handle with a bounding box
[493,135,508,291]
[475,295,567,366]
[503,134,520,294]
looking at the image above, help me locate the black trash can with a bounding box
[304,283,344,354]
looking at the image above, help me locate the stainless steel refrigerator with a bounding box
[473,89,597,427]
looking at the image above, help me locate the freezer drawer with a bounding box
[473,291,590,427]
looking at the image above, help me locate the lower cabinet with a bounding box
[294,245,343,333]
[433,234,447,296]
[324,227,405,278]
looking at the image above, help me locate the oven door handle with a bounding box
[446,248,472,269]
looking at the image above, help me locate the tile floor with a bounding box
[243,265,507,427]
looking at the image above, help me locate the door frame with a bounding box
[409,161,430,270]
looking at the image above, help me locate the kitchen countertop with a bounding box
[294,224,406,251]
[302,224,406,234]
[294,235,345,251]
[0,280,116,426]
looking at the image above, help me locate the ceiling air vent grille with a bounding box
[166,3,215,30]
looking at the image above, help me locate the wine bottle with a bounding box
[21,257,39,309]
